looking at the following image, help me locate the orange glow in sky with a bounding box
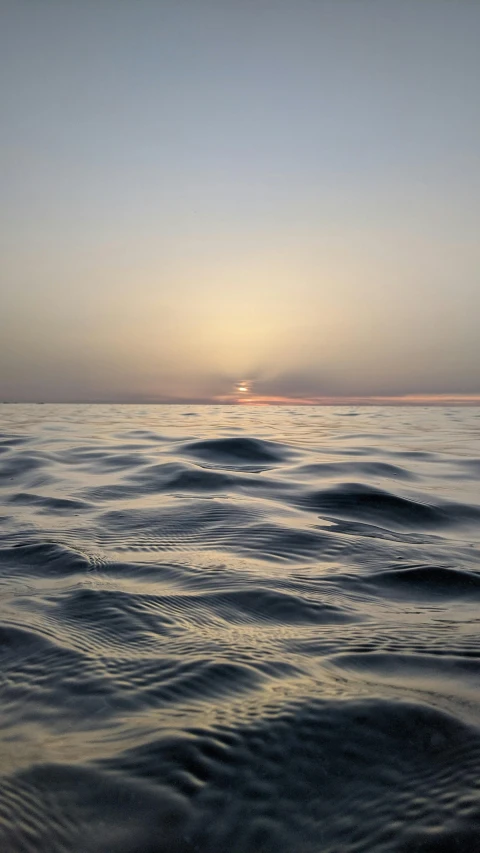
[218,393,480,407]
[1,2,479,404]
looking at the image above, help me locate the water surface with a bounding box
[1,404,480,852]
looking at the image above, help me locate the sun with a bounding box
[235,380,251,395]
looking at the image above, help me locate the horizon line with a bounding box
[2,394,480,407]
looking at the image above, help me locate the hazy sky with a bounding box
[2,0,480,403]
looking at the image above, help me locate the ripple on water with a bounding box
[0,405,480,851]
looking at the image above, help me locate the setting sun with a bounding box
[1,2,480,850]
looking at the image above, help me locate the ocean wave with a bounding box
[0,404,480,851]
[180,436,293,467]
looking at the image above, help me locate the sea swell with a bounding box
[0,404,480,852]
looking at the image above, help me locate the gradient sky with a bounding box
[2,0,480,403]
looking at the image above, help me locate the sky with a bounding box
[1,0,480,404]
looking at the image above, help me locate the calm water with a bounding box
[1,404,480,852]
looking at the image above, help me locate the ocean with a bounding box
[0,404,479,852]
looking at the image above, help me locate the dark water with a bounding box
[1,404,480,853]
